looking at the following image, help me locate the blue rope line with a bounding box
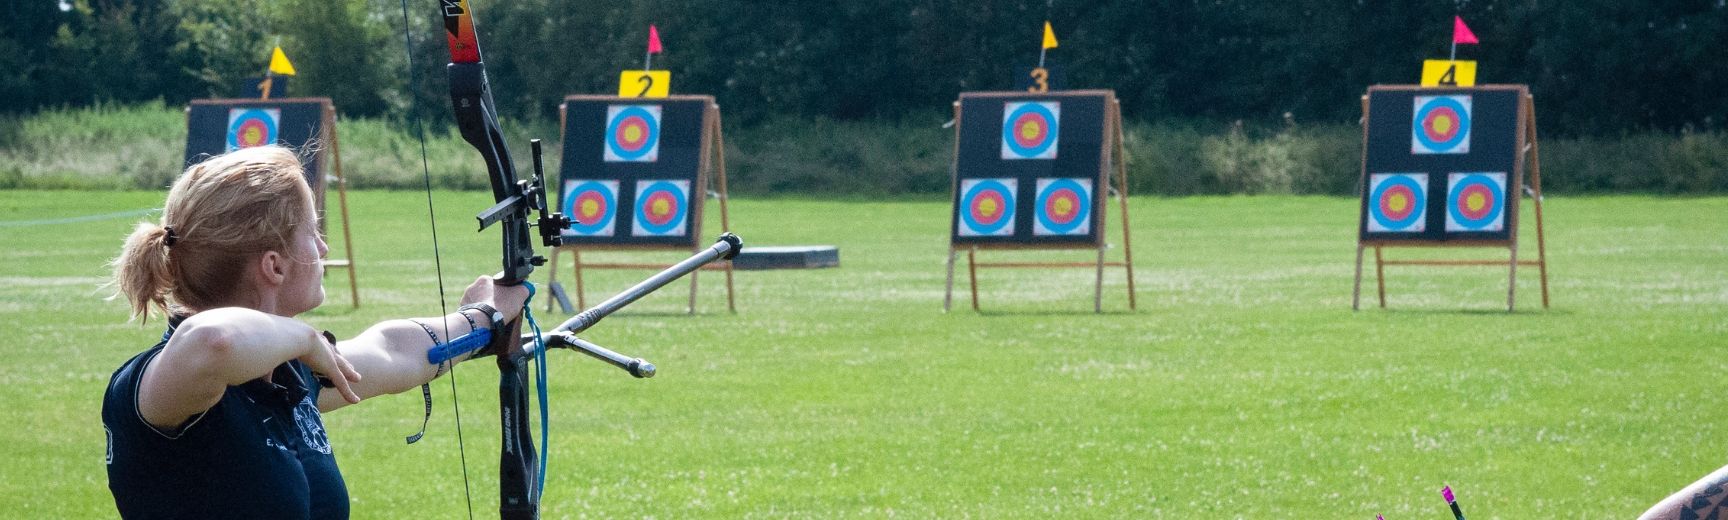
[522,282,550,501]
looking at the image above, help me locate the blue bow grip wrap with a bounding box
[427,327,495,365]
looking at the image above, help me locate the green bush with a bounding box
[2,104,1725,196]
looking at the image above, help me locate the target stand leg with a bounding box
[544,247,561,312]
[1093,246,1106,314]
[1506,244,1519,313]
[573,249,587,310]
[968,248,980,312]
[1352,244,1365,311]
[944,248,957,312]
[1374,247,1387,309]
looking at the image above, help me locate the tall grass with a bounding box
[2,104,1723,195]
[0,102,186,190]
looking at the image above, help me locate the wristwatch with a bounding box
[457,303,504,331]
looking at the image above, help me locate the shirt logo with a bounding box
[293,397,332,455]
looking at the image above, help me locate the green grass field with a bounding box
[2,191,1724,518]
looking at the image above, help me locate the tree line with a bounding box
[6,0,1725,136]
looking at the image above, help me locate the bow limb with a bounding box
[439,1,548,517]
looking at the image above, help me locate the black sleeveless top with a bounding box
[103,317,349,519]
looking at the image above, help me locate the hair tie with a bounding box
[162,226,178,247]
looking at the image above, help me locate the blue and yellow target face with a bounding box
[1032,178,1091,236]
[1001,101,1059,160]
[225,108,281,152]
[631,180,689,236]
[957,178,1016,236]
[1367,173,1427,233]
[1445,172,1506,232]
[561,180,618,237]
[604,105,661,162]
[1412,95,1471,154]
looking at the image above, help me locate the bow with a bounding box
[406,3,743,518]
[436,1,567,518]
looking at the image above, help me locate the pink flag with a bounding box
[1452,16,1479,45]
[647,25,663,54]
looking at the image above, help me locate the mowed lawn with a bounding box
[1,190,1724,518]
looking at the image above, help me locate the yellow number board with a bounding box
[618,71,671,98]
[1420,60,1477,87]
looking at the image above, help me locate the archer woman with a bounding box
[102,145,528,518]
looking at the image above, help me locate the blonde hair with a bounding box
[111,145,315,322]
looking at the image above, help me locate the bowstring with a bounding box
[397,1,476,517]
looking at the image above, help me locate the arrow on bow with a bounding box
[399,2,743,519]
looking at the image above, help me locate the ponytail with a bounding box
[108,145,314,322]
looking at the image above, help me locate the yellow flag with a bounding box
[1042,21,1059,49]
[269,47,296,76]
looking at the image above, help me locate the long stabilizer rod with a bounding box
[513,233,742,370]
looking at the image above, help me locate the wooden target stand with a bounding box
[183,98,359,307]
[544,96,736,314]
[1351,85,1550,312]
[943,92,1138,313]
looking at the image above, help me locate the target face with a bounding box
[631,180,689,236]
[957,178,1017,236]
[1412,95,1472,154]
[1033,178,1092,236]
[1367,173,1428,233]
[1001,101,1060,160]
[225,108,281,151]
[561,180,618,237]
[1445,172,1506,232]
[604,105,661,162]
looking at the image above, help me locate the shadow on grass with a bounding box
[967,308,1141,317]
[1371,307,1574,317]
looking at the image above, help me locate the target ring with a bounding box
[959,179,1016,235]
[606,106,661,161]
[633,180,687,235]
[1369,174,1426,231]
[562,180,617,235]
[1412,96,1471,153]
[226,108,279,151]
[1034,178,1091,235]
[1001,102,1059,159]
[1447,173,1505,231]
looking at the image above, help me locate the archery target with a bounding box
[957,178,1016,236]
[632,180,689,236]
[604,105,661,162]
[1412,95,1471,154]
[1001,101,1060,160]
[1445,172,1506,232]
[1033,178,1092,236]
[1367,173,1427,233]
[225,108,281,151]
[561,180,618,237]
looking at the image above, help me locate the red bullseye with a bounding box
[641,191,679,226]
[236,119,270,147]
[1043,188,1080,224]
[1378,184,1417,221]
[615,116,650,151]
[572,192,609,224]
[1012,113,1048,149]
[1421,107,1460,143]
[1455,183,1496,220]
[970,189,1008,225]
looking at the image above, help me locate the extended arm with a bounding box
[318,276,527,412]
[138,307,361,431]
[1641,465,1728,520]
